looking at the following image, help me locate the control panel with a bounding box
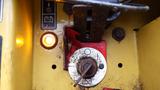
[37,0,150,90]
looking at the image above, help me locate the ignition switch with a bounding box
[68,47,107,87]
[73,57,98,87]
[77,57,98,79]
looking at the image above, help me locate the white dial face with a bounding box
[68,47,107,87]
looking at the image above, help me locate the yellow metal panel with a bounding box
[33,2,147,90]
[0,0,15,90]
[138,17,160,90]
[32,2,76,90]
[11,1,33,90]
[0,0,33,90]
[0,0,154,90]
[95,13,141,90]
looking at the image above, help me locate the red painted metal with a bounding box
[64,26,107,70]
[103,88,113,90]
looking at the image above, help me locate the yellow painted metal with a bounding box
[32,2,76,90]
[0,0,159,90]
[137,17,160,90]
[0,0,33,90]
[0,0,14,90]
[94,13,144,90]
[32,1,146,90]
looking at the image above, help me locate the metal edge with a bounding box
[0,0,3,22]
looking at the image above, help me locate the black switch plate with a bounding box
[41,0,57,30]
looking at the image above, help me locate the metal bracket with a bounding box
[73,5,114,42]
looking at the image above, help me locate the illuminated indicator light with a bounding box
[55,0,64,3]
[42,34,55,47]
[16,37,24,47]
[40,32,58,49]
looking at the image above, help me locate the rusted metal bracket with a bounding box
[73,5,117,42]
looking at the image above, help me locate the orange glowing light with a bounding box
[40,32,58,49]
[16,37,24,47]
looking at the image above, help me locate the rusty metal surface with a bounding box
[73,5,111,42]
[77,57,98,79]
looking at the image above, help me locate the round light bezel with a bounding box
[40,32,58,49]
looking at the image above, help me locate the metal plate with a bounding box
[68,47,107,87]
[41,0,57,30]
[0,0,3,22]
